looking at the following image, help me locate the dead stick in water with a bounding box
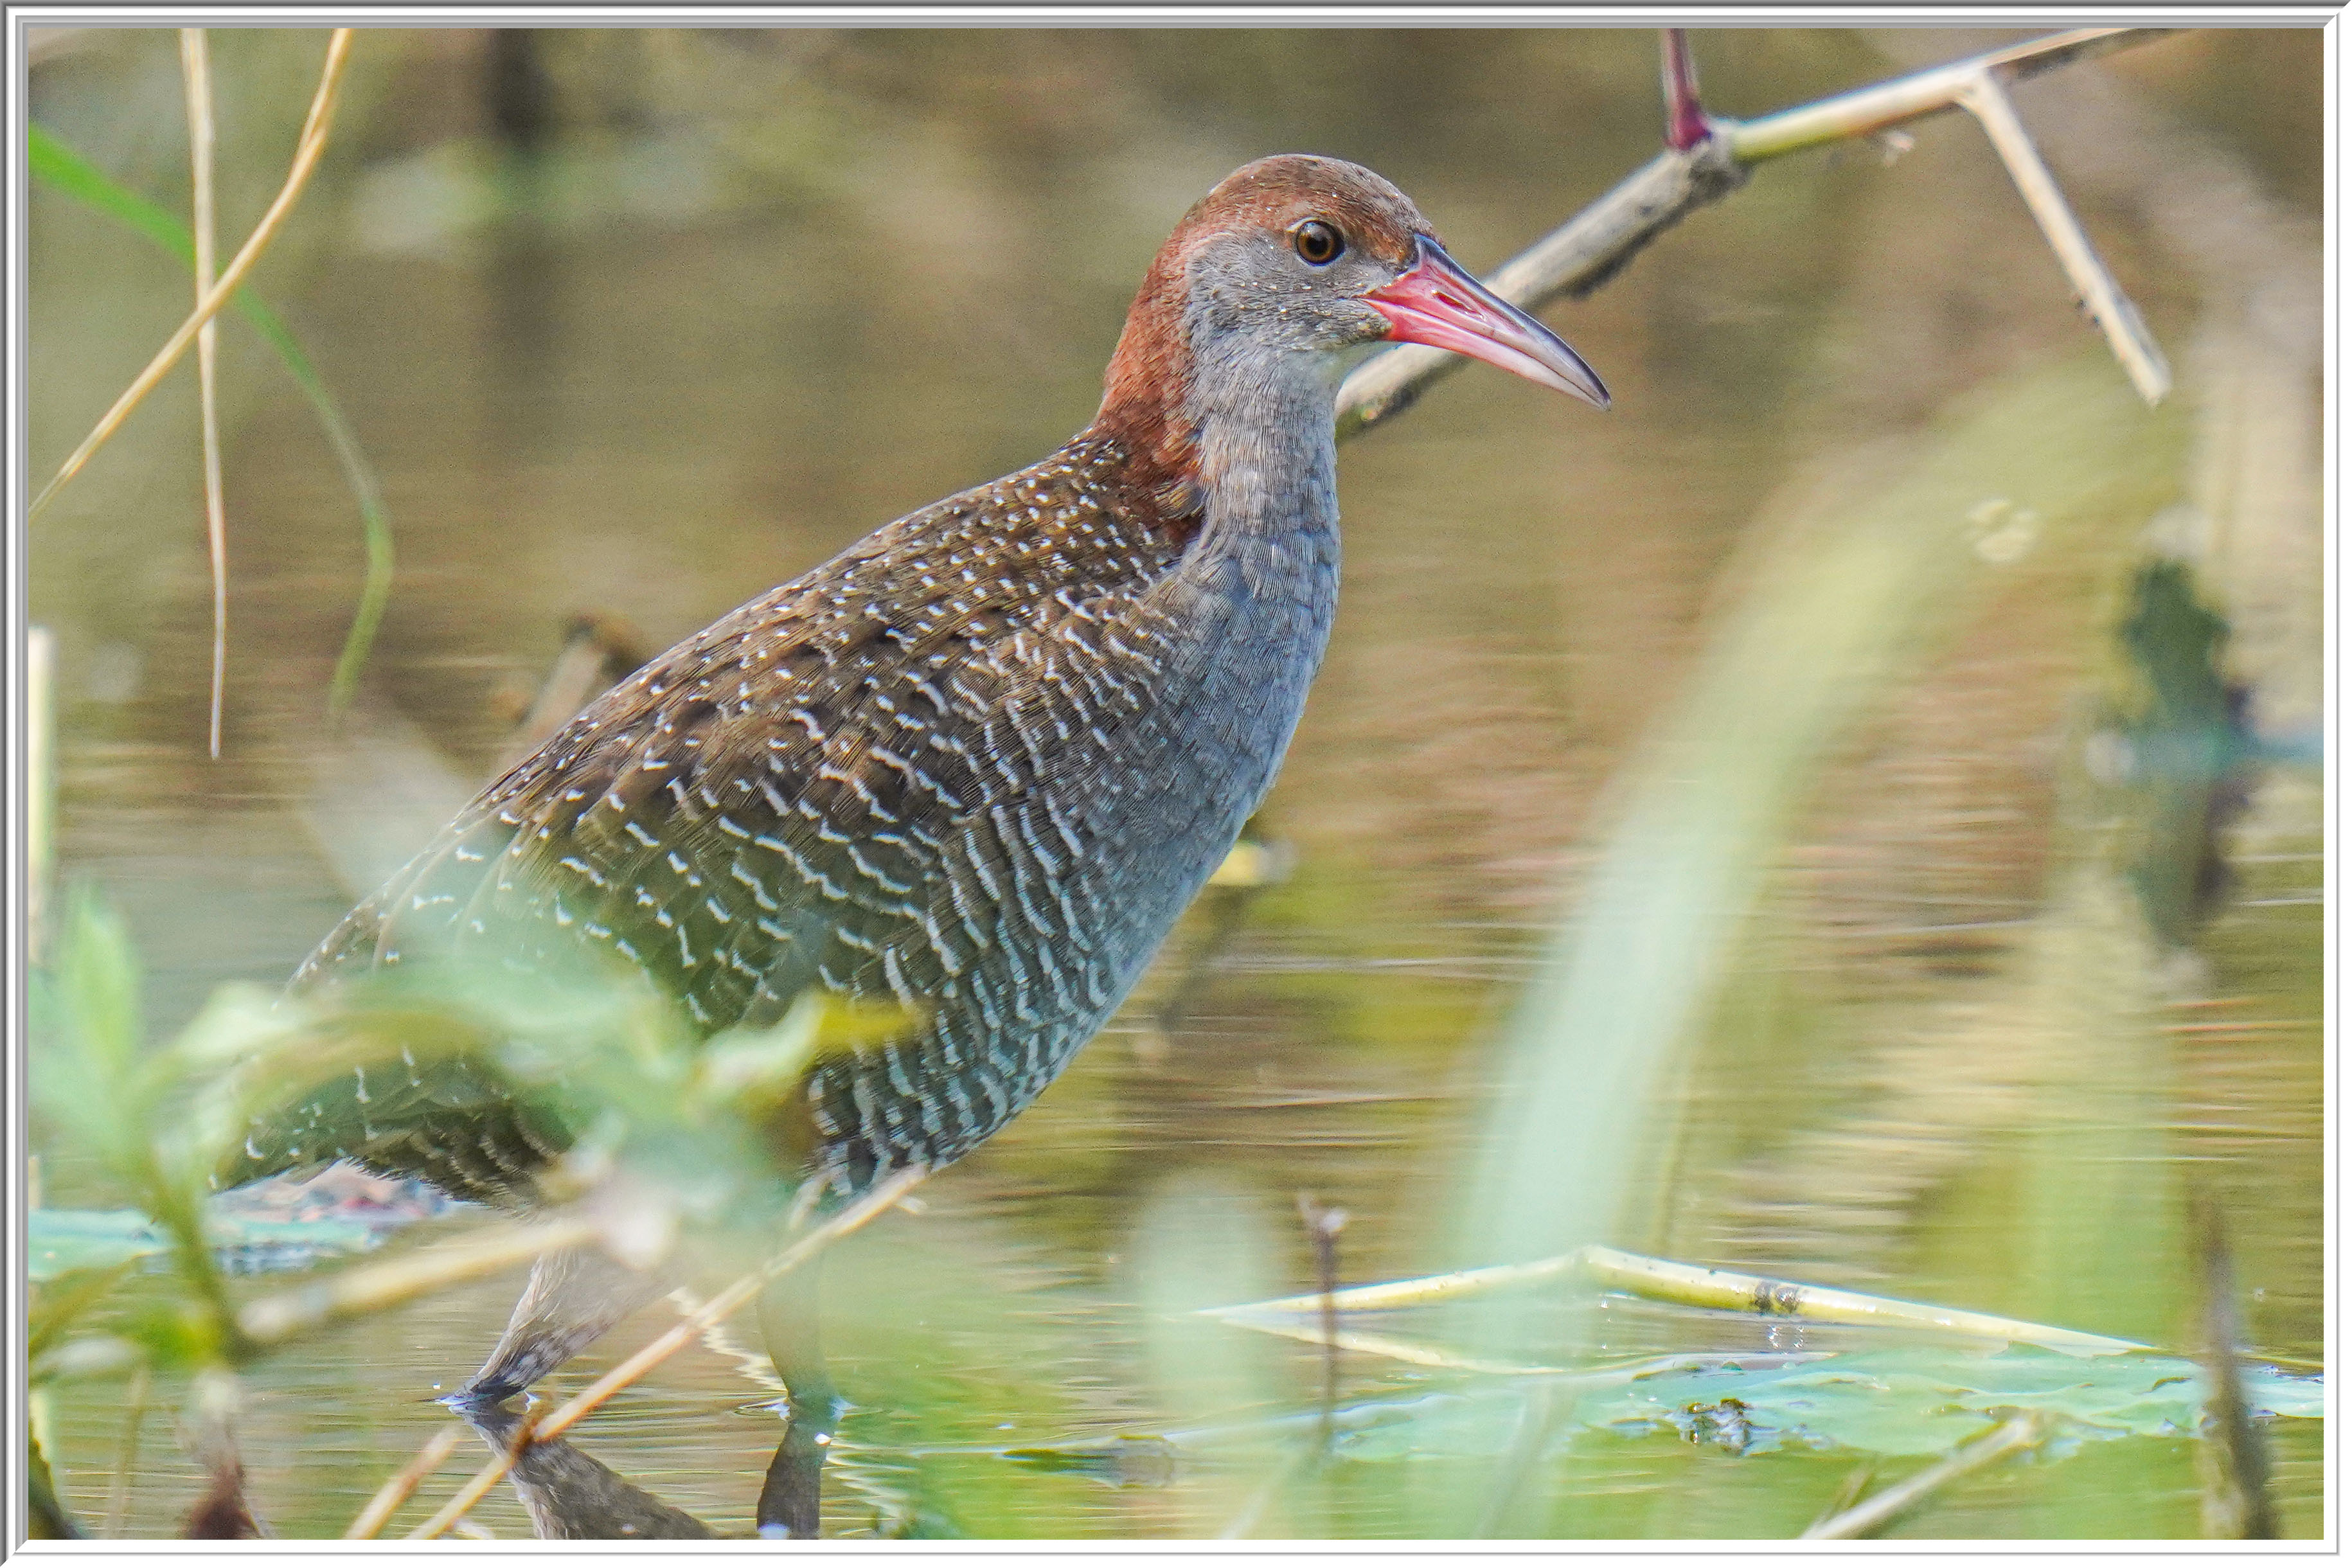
[2194,1197,2279,1539]
[1296,1193,1348,1422]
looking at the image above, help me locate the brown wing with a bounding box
[254,441,1182,1198]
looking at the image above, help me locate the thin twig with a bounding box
[1725,28,2172,162]
[404,1166,924,1541]
[29,28,353,521]
[235,1215,600,1346]
[180,28,229,758]
[344,1423,465,1539]
[24,123,400,713]
[1800,1413,2043,1540]
[1335,26,2180,438]
[1955,68,2169,405]
[1661,28,1707,152]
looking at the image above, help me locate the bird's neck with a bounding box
[1149,343,1347,693]
[1189,340,1348,513]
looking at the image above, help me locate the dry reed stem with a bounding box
[343,1423,464,1539]
[405,1165,925,1541]
[1800,1413,2044,1539]
[235,1215,599,1346]
[179,29,229,758]
[29,28,353,521]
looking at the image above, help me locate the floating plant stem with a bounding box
[1207,1243,2147,1357]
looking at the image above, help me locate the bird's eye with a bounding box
[1291,220,1344,266]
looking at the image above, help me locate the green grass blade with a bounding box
[30,121,395,712]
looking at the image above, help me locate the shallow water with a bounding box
[27,26,2325,1540]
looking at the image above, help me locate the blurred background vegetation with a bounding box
[25,25,2323,1540]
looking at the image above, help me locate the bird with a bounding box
[228,154,1607,1418]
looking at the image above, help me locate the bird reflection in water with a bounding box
[450,1400,718,1541]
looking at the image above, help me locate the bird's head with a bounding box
[1094,156,1606,522]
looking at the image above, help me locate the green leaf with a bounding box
[54,887,141,1078]
[33,890,153,1177]
[28,1260,140,1353]
[121,1297,227,1371]
[166,981,299,1071]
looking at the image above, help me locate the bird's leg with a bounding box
[754,1257,838,1540]
[456,1243,672,1404]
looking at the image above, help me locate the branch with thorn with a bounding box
[1339,26,2178,437]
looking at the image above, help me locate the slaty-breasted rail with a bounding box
[232,155,1608,1407]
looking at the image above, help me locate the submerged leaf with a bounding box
[1315,1345,2324,1463]
[29,1209,166,1279]
[29,1206,382,1283]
